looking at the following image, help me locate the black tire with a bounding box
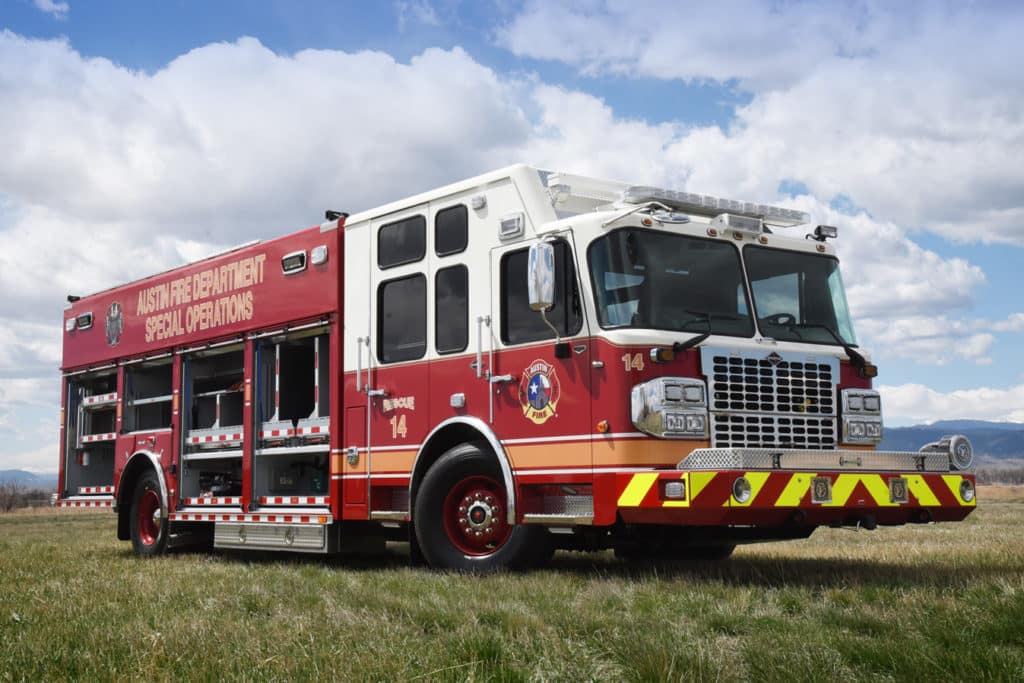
[130,470,168,557]
[414,442,548,572]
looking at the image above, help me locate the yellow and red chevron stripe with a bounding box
[616,471,976,510]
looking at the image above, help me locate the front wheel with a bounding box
[130,471,168,557]
[414,443,549,571]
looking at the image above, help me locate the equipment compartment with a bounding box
[254,329,330,504]
[63,369,119,498]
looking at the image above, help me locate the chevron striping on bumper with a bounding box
[688,471,717,501]
[617,473,659,507]
[775,473,813,507]
[941,474,977,507]
[906,475,941,506]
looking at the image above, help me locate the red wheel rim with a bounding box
[137,489,161,546]
[441,475,511,556]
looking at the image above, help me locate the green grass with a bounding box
[1,502,1023,681]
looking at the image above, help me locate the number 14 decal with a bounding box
[621,352,644,372]
[389,414,408,439]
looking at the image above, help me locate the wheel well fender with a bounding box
[410,417,515,525]
[116,451,168,541]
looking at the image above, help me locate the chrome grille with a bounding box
[710,414,837,449]
[701,348,840,449]
[707,354,836,415]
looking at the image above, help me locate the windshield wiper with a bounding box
[672,311,743,353]
[786,322,872,373]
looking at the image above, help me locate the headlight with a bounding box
[959,479,975,503]
[841,388,883,445]
[631,377,708,439]
[732,477,752,503]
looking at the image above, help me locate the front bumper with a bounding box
[614,446,976,527]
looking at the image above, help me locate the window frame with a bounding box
[500,239,583,346]
[377,214,427,270]
[376,272,428,364]
[434,204,468,257]
[434,264,469,355]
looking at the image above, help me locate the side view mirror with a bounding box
[527,242,555,312]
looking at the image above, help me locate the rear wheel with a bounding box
[414,442,548,571]
[130,471,167,557]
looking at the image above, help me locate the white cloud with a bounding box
[499,2,1024,245]
[858,314,1024,366]
[395,1,440,31]
[880,383,1024,425]
[32,0,68,20]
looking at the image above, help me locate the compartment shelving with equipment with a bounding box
[179,345,245,503]
[254,329,330,506]
[61,368,118,505]
[123,358,173,433]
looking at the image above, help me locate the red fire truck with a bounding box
[56,165,976,570]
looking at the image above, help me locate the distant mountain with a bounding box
[880,420,1024,459]
[0,470,58,489]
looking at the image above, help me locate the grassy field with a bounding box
[1,494,1022,681]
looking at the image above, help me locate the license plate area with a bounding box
[811,476,832,504]
[889,477,909,504]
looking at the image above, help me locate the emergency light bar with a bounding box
[622,186,810,227]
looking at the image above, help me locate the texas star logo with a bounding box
[518,359,561,425]
[105,301,123,347]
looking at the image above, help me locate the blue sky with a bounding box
[1,0,1023,470]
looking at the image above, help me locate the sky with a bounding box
[1,0,1023,472]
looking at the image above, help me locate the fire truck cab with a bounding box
[57,164,976,570]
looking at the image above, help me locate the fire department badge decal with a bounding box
[519,359,561,424]
[105,302,123,347]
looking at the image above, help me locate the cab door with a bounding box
[488,234,594,487]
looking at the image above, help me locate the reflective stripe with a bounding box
[906,475,941,506]
[941,474,976,507]
[688,471,717,501]
[617,473,659,507]
[775,473,813,507]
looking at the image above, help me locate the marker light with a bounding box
[664,481,685,500]
[310,245,329,265]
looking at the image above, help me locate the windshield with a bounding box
[744,245,857,345]
[588,229,754,337]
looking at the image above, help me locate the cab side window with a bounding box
[500,240,581,344]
